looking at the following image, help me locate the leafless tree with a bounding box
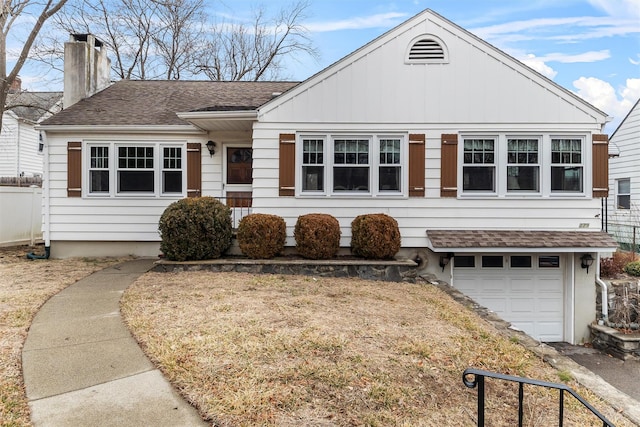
[34,0,317,82]
[0,0,68,132]
[196,1,318,81]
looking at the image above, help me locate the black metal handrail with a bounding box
[462,368,615,427]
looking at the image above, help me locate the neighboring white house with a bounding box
[606,99,640,251]
[39,10,618,344]
[1,84,63,177]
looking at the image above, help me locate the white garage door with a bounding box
[453,254,564,342]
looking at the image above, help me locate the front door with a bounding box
[225,147,252,207]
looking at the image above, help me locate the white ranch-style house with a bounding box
[39,10,618,344]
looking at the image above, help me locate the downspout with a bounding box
[27,130,50,260]
[595,253,609,322]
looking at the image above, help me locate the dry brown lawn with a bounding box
[0,245,126,427]
[122,271,634,427]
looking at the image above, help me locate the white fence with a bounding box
[0,186,42,247]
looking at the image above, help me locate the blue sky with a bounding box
[19,0,640,132]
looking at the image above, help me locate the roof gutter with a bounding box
[36,125,205,135]
[176,110,258,121]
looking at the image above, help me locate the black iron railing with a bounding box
[462,368,615,427]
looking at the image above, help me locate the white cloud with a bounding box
[537,50,610,63]
[306,12,407,33]
[587,0,640,19]
[520,54,558,79]
[573,77,640,131]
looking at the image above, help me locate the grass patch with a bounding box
[122,271,633,426]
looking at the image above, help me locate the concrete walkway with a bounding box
[22,259,207,427]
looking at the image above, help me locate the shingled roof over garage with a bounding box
[426,230,619,252]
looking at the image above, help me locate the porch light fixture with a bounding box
[206,140,216,157]
[439,253,454,271]
[580,253,594,273]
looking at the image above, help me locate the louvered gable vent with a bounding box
[410,39,444,60]
[406,35,448,64]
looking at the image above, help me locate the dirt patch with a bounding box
[122,271,633,426]
[0,245,126,427]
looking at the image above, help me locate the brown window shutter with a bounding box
[279,133,296,196]
[186,143,202,198]
[67,141,82,197]
[592,134,609,198]
[408,134,425,197]
[440,134,458,197]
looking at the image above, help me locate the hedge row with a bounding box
[159,198,401,261]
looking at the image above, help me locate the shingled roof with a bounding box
[6,92,63,122]
[426,230,618,251]
[41,80,299,127]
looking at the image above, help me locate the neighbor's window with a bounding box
[379,138,401,191]
[551,138,583,192]
[617,178,631,209]
[302,138,324,192]
[463,138,495,192]
[507,139,539,192]
[333,138,370,192]
[89,146,109,193]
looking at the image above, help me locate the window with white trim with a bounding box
[551,138,583,193]
[507,138,539,192]
[463,138,495,192]
[300,135,405,196]
[86,142,185,197]
[617,178,631,209]
[89,146,109,193]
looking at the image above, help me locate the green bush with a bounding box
[237,214,286,259]
[158,197,232,261]
[294,213,341,259]
[624,260,640,277]
[350,213,401,259]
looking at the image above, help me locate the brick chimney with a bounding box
[63,34,111,108]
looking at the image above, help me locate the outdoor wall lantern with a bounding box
[580,253,594,273]
[439,253,454,271]
[206,140,217,157]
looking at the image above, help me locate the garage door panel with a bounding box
[453,261,564,342]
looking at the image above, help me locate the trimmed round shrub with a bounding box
[294,213,341,259]
[350,213,401,259]
[624,260,640,277]
[237,213,286,259]
[159,197,232,261]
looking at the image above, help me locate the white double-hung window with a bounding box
[507,138,539,192]
[300,134,405,196]
[86,142,185,197]
[462,138,496,193]
[551,138,583,193]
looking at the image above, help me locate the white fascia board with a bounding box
[36,125,206,135]
[176,110,258,121]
